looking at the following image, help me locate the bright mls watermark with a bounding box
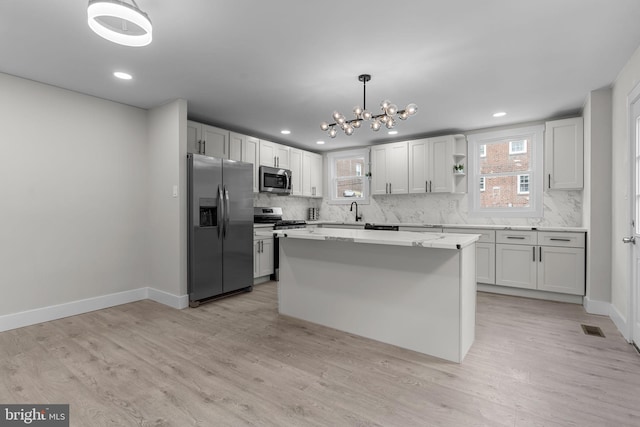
[0,405,68,426]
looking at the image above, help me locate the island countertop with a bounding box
[259,228,480,250]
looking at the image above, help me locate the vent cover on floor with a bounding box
[581,324,605,337]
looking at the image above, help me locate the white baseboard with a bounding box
[477,284,583,304]
[0,287,188,333]
[583,297,611,316]
[609,304,630,342]
[147,287,189,309]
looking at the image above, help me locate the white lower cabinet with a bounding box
[495,230,585,295]
[476,242,496,285]
[444,227,495,285]
[254,236,274,278]
[495,243,537,289]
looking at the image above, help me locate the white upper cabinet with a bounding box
[408,135,454,193]
[259,140,290,168]
[289,148,303,196]
[371,142,408,195]
[303,151,323,197]
[228,132,259,192]
[187,120,230,159]
[544,117,584,190]
[228,131,243,161]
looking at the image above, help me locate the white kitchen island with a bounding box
[267,228,480,363]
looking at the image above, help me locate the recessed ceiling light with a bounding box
[388,130,398,135]
[316,141,325,145]
[113,71,132,80]
[493,111,507,117]
[280,130,291,135]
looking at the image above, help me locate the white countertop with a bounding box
[314,221,587,233]
[257,228,480,250]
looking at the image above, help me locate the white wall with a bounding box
[583,88,613,308]
[611,44,640,328]
[0,73,149,316]
[147,99,188,296]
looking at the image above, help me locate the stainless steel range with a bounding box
[254,207,306,280]
[253,207,307,229]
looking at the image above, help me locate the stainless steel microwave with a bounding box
[259,166,292,195]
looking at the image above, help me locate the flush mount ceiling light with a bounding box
[321,74,417,138]
[87,0,152,47]
[493,111,507,117]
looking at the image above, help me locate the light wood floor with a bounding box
[1,282,639,426]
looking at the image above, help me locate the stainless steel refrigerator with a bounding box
[187,153,253,306]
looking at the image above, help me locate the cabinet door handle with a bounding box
[426,181,428,193]
[539,246,542,262]
[198,140,202,154]
[507,236,526,239]
[549,238,571,242]
[274,156,277,167]
[389,183,392,193]
[548,174,551,189]
[202,140,206,154]
[532,246,536,262]
[430,180,432,192]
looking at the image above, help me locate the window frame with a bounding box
[325,148,370,205]
[479,144,486,158]
[468,125,543,218]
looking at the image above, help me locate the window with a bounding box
[326,148,370,204]
[517,174,529,194]
[509,139,527,154]
[468,125,543,217]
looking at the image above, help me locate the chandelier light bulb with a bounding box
[381,100,391,110]
[329,127,338,138]
[386,118,395,129]
[399,111,409,120]
[353,106,363,117]
[406,103,418,116]
[345,125,354,135]
[336,114,346,125]
[371,121,381,131]
[320,122,330,131]
[352,120,361,128]
[380,115,389,124]
[362,110,372,120]
[332,111,341,121]
[386,104,398,116]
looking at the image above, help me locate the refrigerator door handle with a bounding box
[223,186,230,239]
[217,185,223,238]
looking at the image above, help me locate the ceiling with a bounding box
[2,1,640,152]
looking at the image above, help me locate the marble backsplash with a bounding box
[254,190,583,227]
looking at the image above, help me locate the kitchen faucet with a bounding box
[350,201,362,222]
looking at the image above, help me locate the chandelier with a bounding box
[321,74,417,138]
[87,0,152,47]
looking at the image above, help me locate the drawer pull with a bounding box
[507,236,526,239]
[549,238,571,242]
